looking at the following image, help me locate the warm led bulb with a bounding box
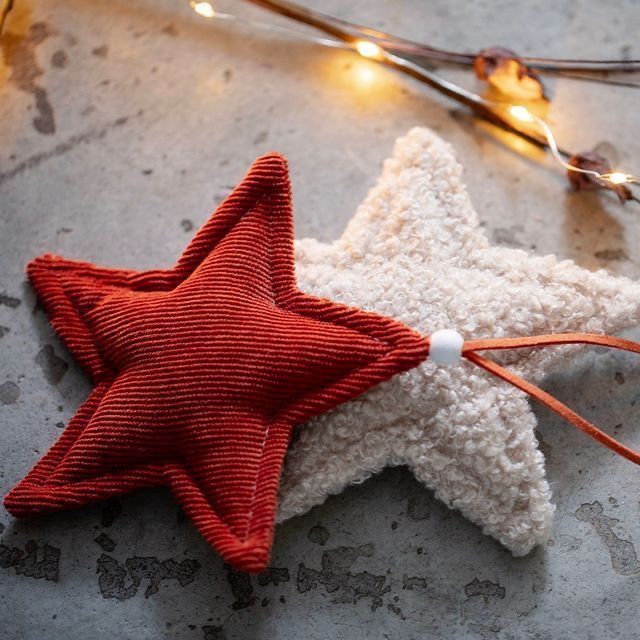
[355,40,383,59]
[508,105,535,123]
[191,1,215,18]
[607,172,628,185]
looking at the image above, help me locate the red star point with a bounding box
[5,154,429,572]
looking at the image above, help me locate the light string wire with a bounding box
[501,106,637,186]
[187,1,639,193]
[190,5,350,50]
[243,0,640,74]
[387,51,639,187]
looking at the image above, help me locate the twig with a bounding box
[538,69,640,89]
[240,1,566,155]
[384,53,568,156]
[243,0,640,74]
[0,0,14,35]
[189,0,638,199]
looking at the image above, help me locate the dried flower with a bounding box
[474,47,547,102]
[567,151,633,203]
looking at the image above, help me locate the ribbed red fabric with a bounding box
[4,153,430,572]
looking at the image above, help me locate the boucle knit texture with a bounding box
[280,127,640,556]
[5,153,429,573]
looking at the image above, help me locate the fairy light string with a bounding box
[187,1,638,193]
[502,104,637,186]
[189,1,349,49]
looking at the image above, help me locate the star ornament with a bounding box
[4,154,429,572]
[280,128,640,556]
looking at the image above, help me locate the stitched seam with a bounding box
[243,192,280,540]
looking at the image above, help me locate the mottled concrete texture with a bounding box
[1,1,640,638]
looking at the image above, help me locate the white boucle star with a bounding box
[279,127,640,556]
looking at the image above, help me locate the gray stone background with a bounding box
[1,1,640,638]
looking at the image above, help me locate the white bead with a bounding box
[429,329,464,366]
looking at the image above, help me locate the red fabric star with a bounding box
[5,154,429,572]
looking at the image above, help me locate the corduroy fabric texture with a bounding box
[4,153,429,573]
[279,127,640,556]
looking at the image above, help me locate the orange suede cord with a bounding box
[461,333,640,465]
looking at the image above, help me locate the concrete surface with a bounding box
[1,1,640,638]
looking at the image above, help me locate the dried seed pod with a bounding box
[474,46,547,101]
[567,151,632,203]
